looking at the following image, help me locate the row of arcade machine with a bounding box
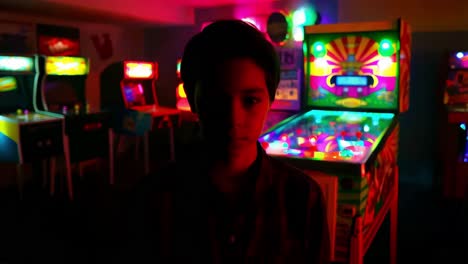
[0,55,112,199]
[258,19,411,263]
[0,55,178,199]
[440,51,468,199]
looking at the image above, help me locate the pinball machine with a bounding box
[259,19,412,263]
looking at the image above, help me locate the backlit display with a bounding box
[305,31,399,110]
[0,77,17,92]
[0,56,34,72]
[45,56,88,75]
[124,62,155,79]
[335,76,370,86]
[123,83,146,107]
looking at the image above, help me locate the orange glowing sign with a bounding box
[45,56,88,75]
[177,83,186,98]
[124,61,156,79]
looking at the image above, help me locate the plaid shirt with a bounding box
[125,142,330,264]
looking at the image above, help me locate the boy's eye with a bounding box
[244,96,261,105]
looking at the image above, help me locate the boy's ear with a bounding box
[189,100,198,114]
[189,83,201,114]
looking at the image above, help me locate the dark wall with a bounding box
[144,26,197,107]
[398,31,468,184]
[144,0,339,108]
[400,31,468,163]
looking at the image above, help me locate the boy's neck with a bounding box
[204,142,259,193]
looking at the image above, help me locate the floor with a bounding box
[0,142,466,264]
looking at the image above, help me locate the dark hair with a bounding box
[180,19,280,112]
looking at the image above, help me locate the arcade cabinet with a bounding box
[101,60,180,174]
[0,55,64,197]
[35,55,114,199]
[259,19,411,264]
[440,51,468,199]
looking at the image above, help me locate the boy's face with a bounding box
[194,58,271,155]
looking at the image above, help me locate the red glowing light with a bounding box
[83,122,102,131]
[261,141,269,149]
[309,136,317,144]
[280,134,288,141]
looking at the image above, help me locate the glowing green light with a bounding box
[379,39,395,57]
[292,6,318,27]
[312,41,326,58]
[292,9,306,26]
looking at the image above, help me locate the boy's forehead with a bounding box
[197,59,268,94]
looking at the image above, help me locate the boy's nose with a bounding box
[226,101,245,128]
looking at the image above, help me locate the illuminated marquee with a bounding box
[45,56,88,75]
[124,61,156,79]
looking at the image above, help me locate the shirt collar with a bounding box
[181,140,274,207]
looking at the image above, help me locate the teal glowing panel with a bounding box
[0,56,34,72]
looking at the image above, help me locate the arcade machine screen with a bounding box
[260,109,394,163]
[0,56,35,112]
[41,56,88,113]
[123,82,146,107]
